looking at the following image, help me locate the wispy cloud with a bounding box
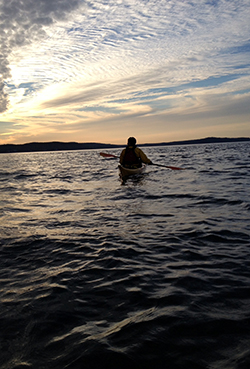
[1,0,250,144]
[0,0,83,110]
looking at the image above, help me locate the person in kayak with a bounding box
[120,137,152,168]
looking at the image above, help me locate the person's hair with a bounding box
[127,137,136,146]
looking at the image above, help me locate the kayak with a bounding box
[118,163,146,179]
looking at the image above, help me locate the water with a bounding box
[0,142,250,369]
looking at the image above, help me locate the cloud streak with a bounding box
[1,0,250,144]
[0,0,83,111]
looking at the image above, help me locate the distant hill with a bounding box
[141,136,250,147]
[0,137,249,153]
[0,141,122,154]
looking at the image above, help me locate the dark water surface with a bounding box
[1,143,250,369]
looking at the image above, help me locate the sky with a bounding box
[0,0,250,145]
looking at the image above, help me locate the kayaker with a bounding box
[120,137,152,168]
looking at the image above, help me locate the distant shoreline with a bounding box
[0,137,249,154]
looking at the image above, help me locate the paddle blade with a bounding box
[100,152,119,158]
[167,166,185,170]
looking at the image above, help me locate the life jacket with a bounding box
[122,147,142,168]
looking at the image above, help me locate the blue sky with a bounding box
[0,0,250,145]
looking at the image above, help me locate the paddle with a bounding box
[100,152,184,170]
[100,152,119,158]
[151,163,185,170]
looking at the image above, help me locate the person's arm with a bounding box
[135,148,152,164]
[120,149,125,164]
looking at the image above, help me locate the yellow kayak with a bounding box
[118,163,146,179]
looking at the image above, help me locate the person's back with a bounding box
[120,137,152,168]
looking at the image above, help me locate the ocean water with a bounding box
[0,142,250,369]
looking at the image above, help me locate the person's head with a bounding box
[127,137,136,147]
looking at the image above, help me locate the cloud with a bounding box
[1,0,250,144]
[0,0,83,112]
